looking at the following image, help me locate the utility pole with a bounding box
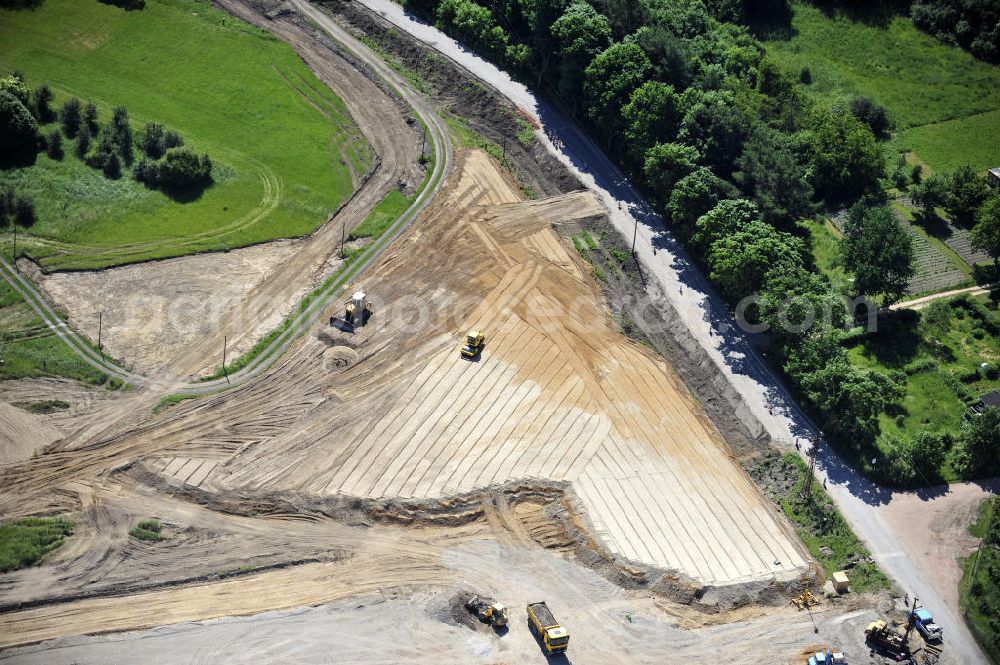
[98,312,103,361]
[904,596,918,642]
[12,226,16,268]
[222,336,230,385]
[341,220,345,259]
[631,213,638,256]
[502,135,507,165]
[420,126,426,163]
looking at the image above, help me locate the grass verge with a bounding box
[0,516,74,573]
[749,452,891,593]
[960,496,1000,664]
[0,278,117,385]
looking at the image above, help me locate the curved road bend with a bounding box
[349,2,989,661]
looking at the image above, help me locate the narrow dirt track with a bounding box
[163,0,425,378]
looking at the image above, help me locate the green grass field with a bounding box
[0,0,371,270]
[892,110,1000,174]
[0,278,116,385]
[764,3,1000,172]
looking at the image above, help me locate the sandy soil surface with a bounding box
[32,239,369,375]
[0,152,814,644]
[0,402,61,465]
[878,480,999,618]
[33,241,301,374]
[112,149,804,588]
[0,574,882,665]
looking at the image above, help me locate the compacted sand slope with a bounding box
[180,150,809,587]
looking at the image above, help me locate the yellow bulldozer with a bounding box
[460,330,485,358]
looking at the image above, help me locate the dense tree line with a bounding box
[911,0,1000,63]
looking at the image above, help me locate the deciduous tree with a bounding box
[841,202,915,306]
[584,40,651,146]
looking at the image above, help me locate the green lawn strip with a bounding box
[349,189,414,240]
[0,277,117,385]
[0,0,368,270]
[0,516,74,573]
[959,497,1000,664]
[129,518,163,542]
[750,453,891,593]
[153,392,204,414]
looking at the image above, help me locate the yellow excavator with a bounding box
[460,330,485,358]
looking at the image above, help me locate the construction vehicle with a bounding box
[465,594,508,628]
[808,649,847,665]
[865,619,911,659]
[527,601,569,654]
[791,589,820,610]
[460,330,485,358]
[909,607,943,643]
[344,291,371,327]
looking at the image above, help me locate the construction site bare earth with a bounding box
[0,3,917,663]
[0,150,832,659]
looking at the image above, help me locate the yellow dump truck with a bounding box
[527,601,569,653]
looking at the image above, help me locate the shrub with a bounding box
[799,66,812,84]
[141,122,166,159]
[75,125,91,159]
[83,100,98,134]
[32,83,54,122]
[132,156,158,186]
[910,163,923,184]
[45,127,63,159]
[111,106,133,163]
[103,151,121,179]
[163,130,183,149]
[157,148,212,188]
[0,73,30,106]
[129,519,162,541]
[13,194,35,227]
[60,97,82,138]
[849,97,892,139]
